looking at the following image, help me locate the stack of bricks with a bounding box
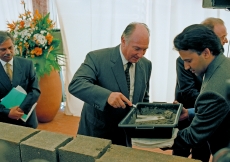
[0,122,200,162]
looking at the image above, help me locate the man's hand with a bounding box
[107,92,132,108]
[173,100,179,104]
[8,106,24,120]
[173,100,189,121]
[179,107,189,121]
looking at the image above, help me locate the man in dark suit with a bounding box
[0,31,40,128]
[171,24,230,156]
[68,22,152,146]
[173,18,228,162]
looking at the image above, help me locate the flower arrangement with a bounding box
[7,1,64,79]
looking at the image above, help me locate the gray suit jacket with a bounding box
[0,56,40,128]
[173,54,230,155]
[69,45,152,145]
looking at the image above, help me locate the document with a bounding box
[1,85,36,122]
[21,102,37,122]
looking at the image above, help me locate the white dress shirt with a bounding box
[0,58,14,73]
[119,45,135,102]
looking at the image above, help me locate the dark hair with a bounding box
[121,22,150,41]
[0,31,14,44]
[173,24,223,55]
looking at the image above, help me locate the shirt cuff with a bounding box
[188,108,195,121]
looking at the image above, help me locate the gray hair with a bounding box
[121,22,150,42]
[0,31,14,45]
[201,17,225,30]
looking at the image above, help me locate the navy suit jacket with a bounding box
[0,56,40,128]
[69,45,152,146]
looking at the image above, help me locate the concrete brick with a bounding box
[0,122,39,162]
[20,130,73,162]
[59,135,111,162]
[96,144,201,162]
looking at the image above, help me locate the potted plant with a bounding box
[7,1,64,79]
[7,1,65,123]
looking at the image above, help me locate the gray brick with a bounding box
[0,122,39,162]
[96,144,201,162]
[20,130,72,162]
[59,135,111,162]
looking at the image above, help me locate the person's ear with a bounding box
[121,36,126,47]
[202,48,211,59]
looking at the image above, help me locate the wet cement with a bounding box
[133,107,177,125]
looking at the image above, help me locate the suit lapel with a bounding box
[12,57,23,87]
[201,54,225,91]
[0,63,12,90]
[111,45,129,98]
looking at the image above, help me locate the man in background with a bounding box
[68,22,152,147]
[172,24,230,158]
[173,17,228,162]
[0,31,40,128]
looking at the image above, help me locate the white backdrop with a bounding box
[0,0,33,30]
[1,0,229,117]
[55,0,230,116]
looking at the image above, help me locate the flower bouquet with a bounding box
[7,1,64,79]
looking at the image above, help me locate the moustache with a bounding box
[3,54,12,57]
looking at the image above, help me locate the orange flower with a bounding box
[26,11,31,17]
[31,47,43,56]
[7,22,16,31]
[33,10,42,20]
[24,42,29,49]
[49,22,55,29]
[30,21,36,28]
[46,33,53,45]
[19,20,25,29]
[21,0,25,5]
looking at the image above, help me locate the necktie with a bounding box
[125,62,132,93]
[6,62,13,81]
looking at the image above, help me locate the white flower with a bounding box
[21,29,30,38]
[33,33,47,46]
[40,30,47,34]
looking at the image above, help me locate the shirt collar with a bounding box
[0,57,14,67]
[119,45,129,66]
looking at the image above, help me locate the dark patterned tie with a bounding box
[6,62,13,81]
[125,62,132,93]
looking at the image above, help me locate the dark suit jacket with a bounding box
[175,57,203,130]
[173,54,230,155]
[69,45,152,146]
[175,57,203,108]
[0,56,40,128]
